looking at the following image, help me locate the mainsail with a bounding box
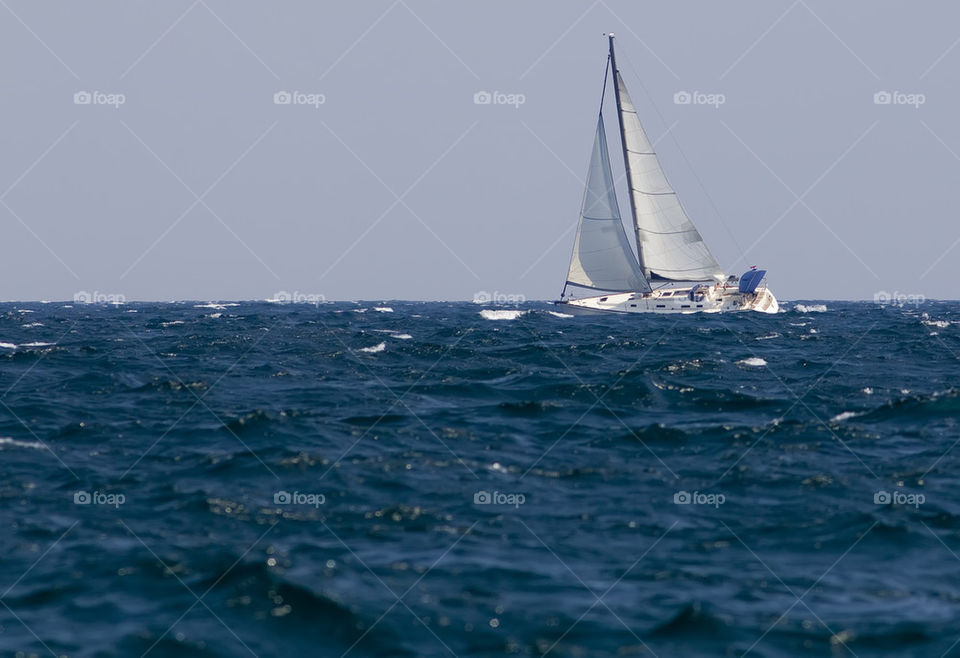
[613,71,725,282]
[565,118,651,293]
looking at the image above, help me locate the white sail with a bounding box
[565,118,651,293]
[616,72,724,282]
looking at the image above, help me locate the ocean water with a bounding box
[1,300,959,657]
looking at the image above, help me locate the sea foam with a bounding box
[480,310,527,321]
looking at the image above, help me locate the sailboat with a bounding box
[558,34,778,315]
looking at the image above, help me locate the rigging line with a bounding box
[599,53,611,114]
[617,47,749,270]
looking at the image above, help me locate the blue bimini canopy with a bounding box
[739,269,767,294]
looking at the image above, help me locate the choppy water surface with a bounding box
[2,300,960,657]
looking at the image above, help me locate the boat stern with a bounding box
[752,288,779,314]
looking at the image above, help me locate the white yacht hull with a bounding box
[559,284,779,315]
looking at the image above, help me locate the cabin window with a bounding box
[655,304,665,308]
[630,304,636,307]
[600,297,607,302]
[662,291,672,296]
[681,305,690,308]
[696,304,703,308]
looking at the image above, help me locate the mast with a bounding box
[607,33,648,279]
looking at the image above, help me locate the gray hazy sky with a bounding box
[1,1,958,301]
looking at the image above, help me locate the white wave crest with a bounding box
[830,410,864,423]
[794,304,827,313]
[736,357,767,367]
[372,330,412,339]
[0,437,46,450]
[359,342,387,353]
[480,309,527,320]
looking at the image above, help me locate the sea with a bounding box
[1,300,959,657]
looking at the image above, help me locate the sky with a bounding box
[0,0,958,302]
